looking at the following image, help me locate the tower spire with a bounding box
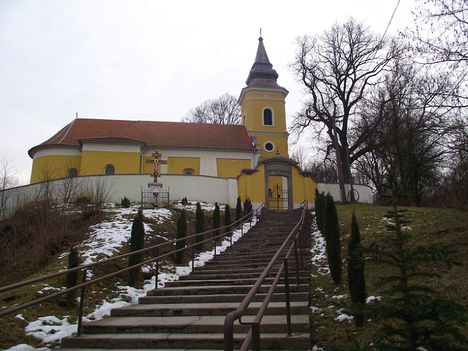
[245,35,279,86]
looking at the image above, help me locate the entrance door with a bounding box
[268,176,288,210]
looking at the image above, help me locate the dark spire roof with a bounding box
[246,36,279,86]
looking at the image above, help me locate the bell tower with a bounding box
[239,36,289,159]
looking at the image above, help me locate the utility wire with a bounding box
[382,0,402,40]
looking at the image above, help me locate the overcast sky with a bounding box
[0,0,416,185]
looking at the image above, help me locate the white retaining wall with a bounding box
[317,183,373,204]
[0,176,373,220]
[0,174,238,220]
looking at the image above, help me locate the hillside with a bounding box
[309,204,468,350]
[0,201,247,350]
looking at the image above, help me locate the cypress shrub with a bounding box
[195,202,205,249]
[65,247,79,306]
[323,194,342,284]
[128,209,145,286]
[175,210,187,264]
[224,204,232,236]
[243,198,253,218]
[348,212,366,327]
[236,196,243,222]
[314,189,323,231]
[213,202,220,238]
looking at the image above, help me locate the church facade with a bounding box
[28,37,316,209]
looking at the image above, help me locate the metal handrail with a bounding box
[224,202,310,351]
[0,204,264,336]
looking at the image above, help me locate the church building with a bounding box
[28,36,316,209]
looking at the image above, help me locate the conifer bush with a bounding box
[128,209,145,286]
[369,185,467,350]
[243,198,253,218]
[323,194,342,284]
[213,202,220,238]
[65,247,79,307]
[195,202,205,249]
[348,212,367,327]
[175,210,187,264]
[224,204,232,237]
[121,197,130,208]
[236,196,243,222]
[314,189,324,232]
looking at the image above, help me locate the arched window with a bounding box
[183,168,194,176]
[68,168,78,178]
[263,108,273,126]
[104,164,115,175]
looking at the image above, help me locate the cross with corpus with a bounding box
[145,152,167,182]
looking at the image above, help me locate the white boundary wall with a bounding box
[0,174,238,220]
[317,183,373,204]
[0,176,373,220]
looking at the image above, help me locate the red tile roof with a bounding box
[29,118,255,157]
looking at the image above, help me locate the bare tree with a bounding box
[355,60,459,206]
[183,93,242,125]
[291,18,399,202]
[412,0,468,67]
[0,156,18,218]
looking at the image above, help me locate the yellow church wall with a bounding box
[255,134,289,158]
[237,165,265,204]
[31,155,81,183]
[241,90,287,133]
[80,151,141,176]
[167,157,200,175]
[216,158,251,178]
[291,167,317,206]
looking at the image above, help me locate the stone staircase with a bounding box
[61,210,311,350]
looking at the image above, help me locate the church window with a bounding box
[104,164,115,175]
[183,168,194,176]
[264,142,275,152]
[263,108,273,126]
[68,168,78,178]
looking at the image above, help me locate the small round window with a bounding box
[264,142,275,152]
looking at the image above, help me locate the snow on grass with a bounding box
[310,226,329,276]
[366,295,382,304]
[335,308,354,322]
[4,345,50,351]
[79,206,172,265]
[18,213,259,350]
[171,201,217,212]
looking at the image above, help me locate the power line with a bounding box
[382,0,402,40]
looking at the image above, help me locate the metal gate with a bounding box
[268,184,288,210]
[141,188,170,208]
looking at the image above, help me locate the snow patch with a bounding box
[310,228,329,276]
[366,295,382,304]
[335,308,353,322]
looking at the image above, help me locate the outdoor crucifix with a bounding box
[145,152,167,183]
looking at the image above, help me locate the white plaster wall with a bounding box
[143,148,255,177]
[317,183,373,204]
[0,174,239,220]
[81,143,142,153]
[34,147,81,157]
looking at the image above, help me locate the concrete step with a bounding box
[164,277,309,287]
[146,284,309,296]
[110,301,308,317]
[82,314,309,334]
[138,291,309,304]
[61,332,310,349]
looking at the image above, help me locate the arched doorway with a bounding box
[263,157,294,210]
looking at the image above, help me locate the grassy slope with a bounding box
[309,204,468,350]
[0,204,218,350]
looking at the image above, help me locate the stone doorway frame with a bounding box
[263,157,295,210]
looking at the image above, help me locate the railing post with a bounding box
[154,259,159,289]
[77,268,87,336]
[283,258,292,336]
[252,322,261,351]
[293,238,300,285]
